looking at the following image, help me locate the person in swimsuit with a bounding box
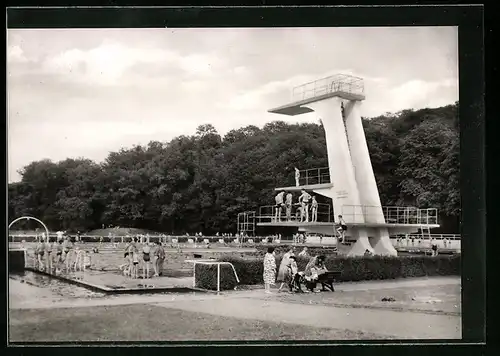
[298,189,311,222]
[35,238,45,270]
[336,215,348,243]
[294,167,300,187]
[153,240,166,277]
[73,247,83,271]
[44,236,53,272]
[131,250,140,279]
[274,191,285,222]
[311,196,318,222]
[126,237,139,278]
[142,243,152,279]
[285,192,293,221]
[55,239,64,272]
[62,237,73,271]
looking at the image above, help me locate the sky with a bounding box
[7,27,458,183]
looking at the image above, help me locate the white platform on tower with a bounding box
[269,92,365,116]
[274,183,333,192]
[268,74,366,116]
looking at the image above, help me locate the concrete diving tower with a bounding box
[253,73,440,256]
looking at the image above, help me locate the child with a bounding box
[83,251,91,270]
[295,204,303,221]
[131,250,140,279]
[311,196,318,222]
[336,215,347,243]
[287,256,302,292]
[119,251,131,276]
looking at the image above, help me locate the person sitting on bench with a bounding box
[287,256,303,293]
[303,255,327,292]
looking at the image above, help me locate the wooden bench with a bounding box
[316,271,341,291]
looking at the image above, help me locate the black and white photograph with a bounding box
[6,7,484,345]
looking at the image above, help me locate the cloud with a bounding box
[389,78,458,109]
[40,41,181,86]
[7,45,29,63]
[39,40,228,87]
[179,53,227,77]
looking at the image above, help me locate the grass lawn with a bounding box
[9,304,390,342]
[270,284,461,316]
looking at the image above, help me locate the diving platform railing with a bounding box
[295,166,331,187]
[257,203,332,224]
[292,74,365,103]
[237,211,256,235]
[254,204,438,226]
[341,205,439,225]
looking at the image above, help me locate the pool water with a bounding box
[9,271,107,299]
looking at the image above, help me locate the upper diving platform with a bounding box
[275,167,332,192]
[268,74,365,116]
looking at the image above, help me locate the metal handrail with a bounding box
[297,166,331,186]
[292,74,365,102]
[258,203,332,223]
[341,205,439,225]
[392,233,461,240]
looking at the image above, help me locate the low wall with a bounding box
[9,249,26,272]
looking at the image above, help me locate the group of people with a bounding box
[394,235,446,255]
[274,189,319,223]
[120,238,166,279]
[263,246,329,294]
[32,233,91,273]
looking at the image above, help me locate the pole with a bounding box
[217,263,221,292]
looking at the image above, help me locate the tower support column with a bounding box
[344,100,397,256]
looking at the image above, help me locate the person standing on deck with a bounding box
[294,167,300,187]
[153,240,166,277]
[298,189,311,222]
[274,191,285,222]
[311,196,318,222]
[285,192,293,221]
[263,247,277,294]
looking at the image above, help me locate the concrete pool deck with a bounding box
[9,275,461,340]
[24,267,195,294]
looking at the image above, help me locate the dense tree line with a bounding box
[8,102,460,234]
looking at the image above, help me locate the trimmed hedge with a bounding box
[218,254,461,285]
[194,263,239,291]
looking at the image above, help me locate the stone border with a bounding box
[24,267,211,295]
